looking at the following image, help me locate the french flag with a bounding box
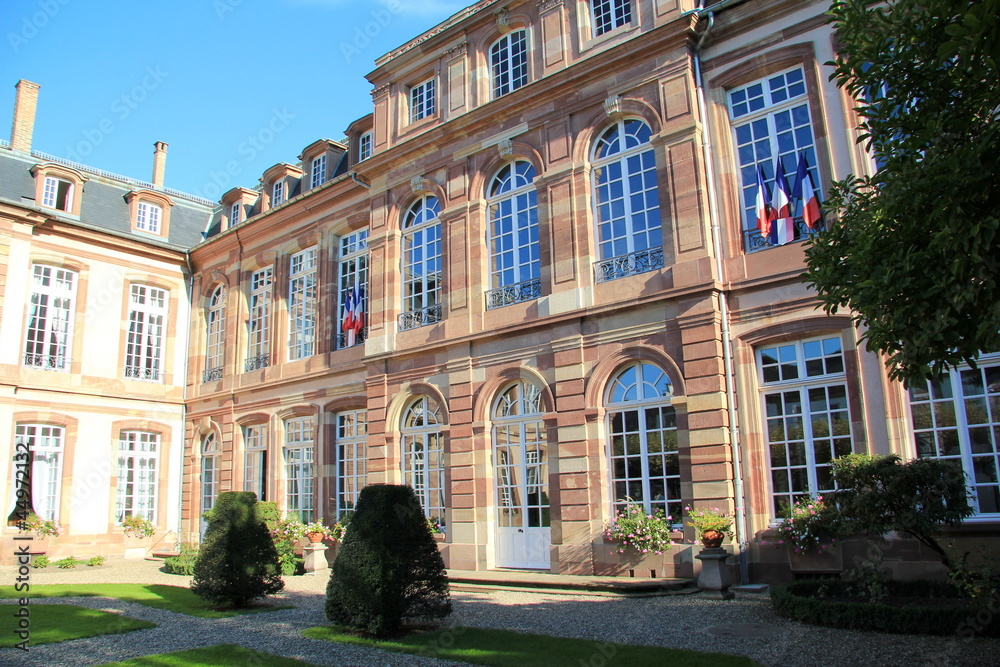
[755,164,773,240]
[771,160,796,245]
[342,285,365,347]
[793,153,822,230]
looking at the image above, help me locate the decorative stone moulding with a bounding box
[604,95,624,118]
[410,175,432,195]
[495,7,511,32]
[370,83,391,101]
[497,138,514,161]
[537,0,565,11]
[445,42,468,60]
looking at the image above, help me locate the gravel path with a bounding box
[0,559,996,666]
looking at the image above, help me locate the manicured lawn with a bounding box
[98,644,320,666]
[303,625,762,667]
[0,604,155,647]
[0,585,290,619]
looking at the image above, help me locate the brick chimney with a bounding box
[10,80,40,154]
[152,141,168,188]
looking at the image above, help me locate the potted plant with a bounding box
[426,516,444,536]
[604,501,673,556]
[302,519,334,543]
[121,514,155,538]
[330,512,353,542]
[22,512,61,538]
[685,506,734,548]
[773,496,844,574]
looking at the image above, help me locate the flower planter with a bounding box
[788,544,843,577]
[700,530,725,548]
[306,532,326,544]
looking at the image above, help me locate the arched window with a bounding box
[606,362,680,520]
[400,396,445,526]
[487,161,540,309]
[490,29,528,98]
[204,286,226,382]
[492,381,550,568]
[400,197,443,330]
[591,119,663,282]
[201,433,221,516]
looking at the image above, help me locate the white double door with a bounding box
[494,423,550,569]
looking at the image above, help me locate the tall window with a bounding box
[401,396,446,526]
[311,155,327,189]
[285,416,315,523]
[758,336,853,516]
[41,176,73,211]
[592,119,663,282]
[335,410,367,516]
[338,229,369,349]
[204,286,226,382]
[487,161,540,309]
[125,284,167,382]
[728,66,820,251]
[243,424,268,502]
[246,267,272,371]
[410,78,437,123]
[272,180,286,207]
[13,425,64,521]
[358,132,373,161]
[494,382,549,530]
[607,362,680,520]
[592,0,632,36]
[909,357,1000,516]
[116,431,159,522]
[288,248,317,360]
[491,30,528,98]
[136,202,162,234]
[201,433,220,516]
[400,197,443,330]
[23,264,75,371]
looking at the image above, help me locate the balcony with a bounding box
[593,247,665,284]
[125,366,162,382]
[23,353,69,371]
[202,367,223,383]
[244,354,270,373]
[744,218,825,253]
[399,305,442,331]
[336,328,368,350]
[486,278,541,310]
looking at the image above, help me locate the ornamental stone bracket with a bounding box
[371,83,392,101]
[445,42,468,61]
[410,175,433,195]
[497,138,515,161]
[604,95,624,119]
[537,0,565,12]
[494,7,511,32]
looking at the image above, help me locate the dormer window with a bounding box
[136,202,162,234]
[359,132,373,162]
[230,202,241,225]
[273,181,285,207]
[42,176,73,211]
[311,156,327,189]
[410,78,437,123]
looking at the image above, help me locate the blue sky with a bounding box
[0,0,468,200]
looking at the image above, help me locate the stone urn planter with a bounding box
[700,529,725,548]
[306,532,326,544]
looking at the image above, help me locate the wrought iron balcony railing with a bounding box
[124,366,162,382]
[23,354,70,371]
[202,367,223,383]
[744,218,825,253]
[486,278,542,310]
[244,354,270,372]
[399,305,443,331]
[336,327,369,350]
[593,247,665,284]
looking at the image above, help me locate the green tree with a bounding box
[325,484,451,637]
[191,492,284,608]
[804,0,1000,386]
[830,454,973,571]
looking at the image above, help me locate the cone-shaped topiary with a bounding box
[191,491,284,608]
[325,484,451,636]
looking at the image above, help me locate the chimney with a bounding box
[152,141,168,188]
[10,80,40,154]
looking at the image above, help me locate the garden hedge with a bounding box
[771,579,1000,637]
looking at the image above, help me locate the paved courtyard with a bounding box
[0,559,996,666]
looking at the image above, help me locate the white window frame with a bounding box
[272,180,286,207]
[116,431,159,523]
[487,161,540,308]
[246,267,272,371]
[205,286,226,380]
[606,362,681,520]
[41,176,73,211]
[23,264,76,371]
[230,202,242,226]
[491,30,529,99]
[13,424,64,522]
[757,336,854,518]
[136,202,162,234]
[401,396,446,525]
[335,410,367,516]
[243,423,268,502]
[592,0,632,37]
[358,132,373,161]
[288,247,318,361]
[311,155,327,189]
[493,382,549,529]
[338,229,369,349]
[125,284,168,382]
[401,197,443,329]
[908,354,1000,517]
[285,416,315,523]
[201,433,220,517]
[410,78,437,124]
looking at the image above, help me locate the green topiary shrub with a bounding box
[191,492,284,608]
[325,484,451,637]
[31,555,49,569]
[164,544,199,576]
